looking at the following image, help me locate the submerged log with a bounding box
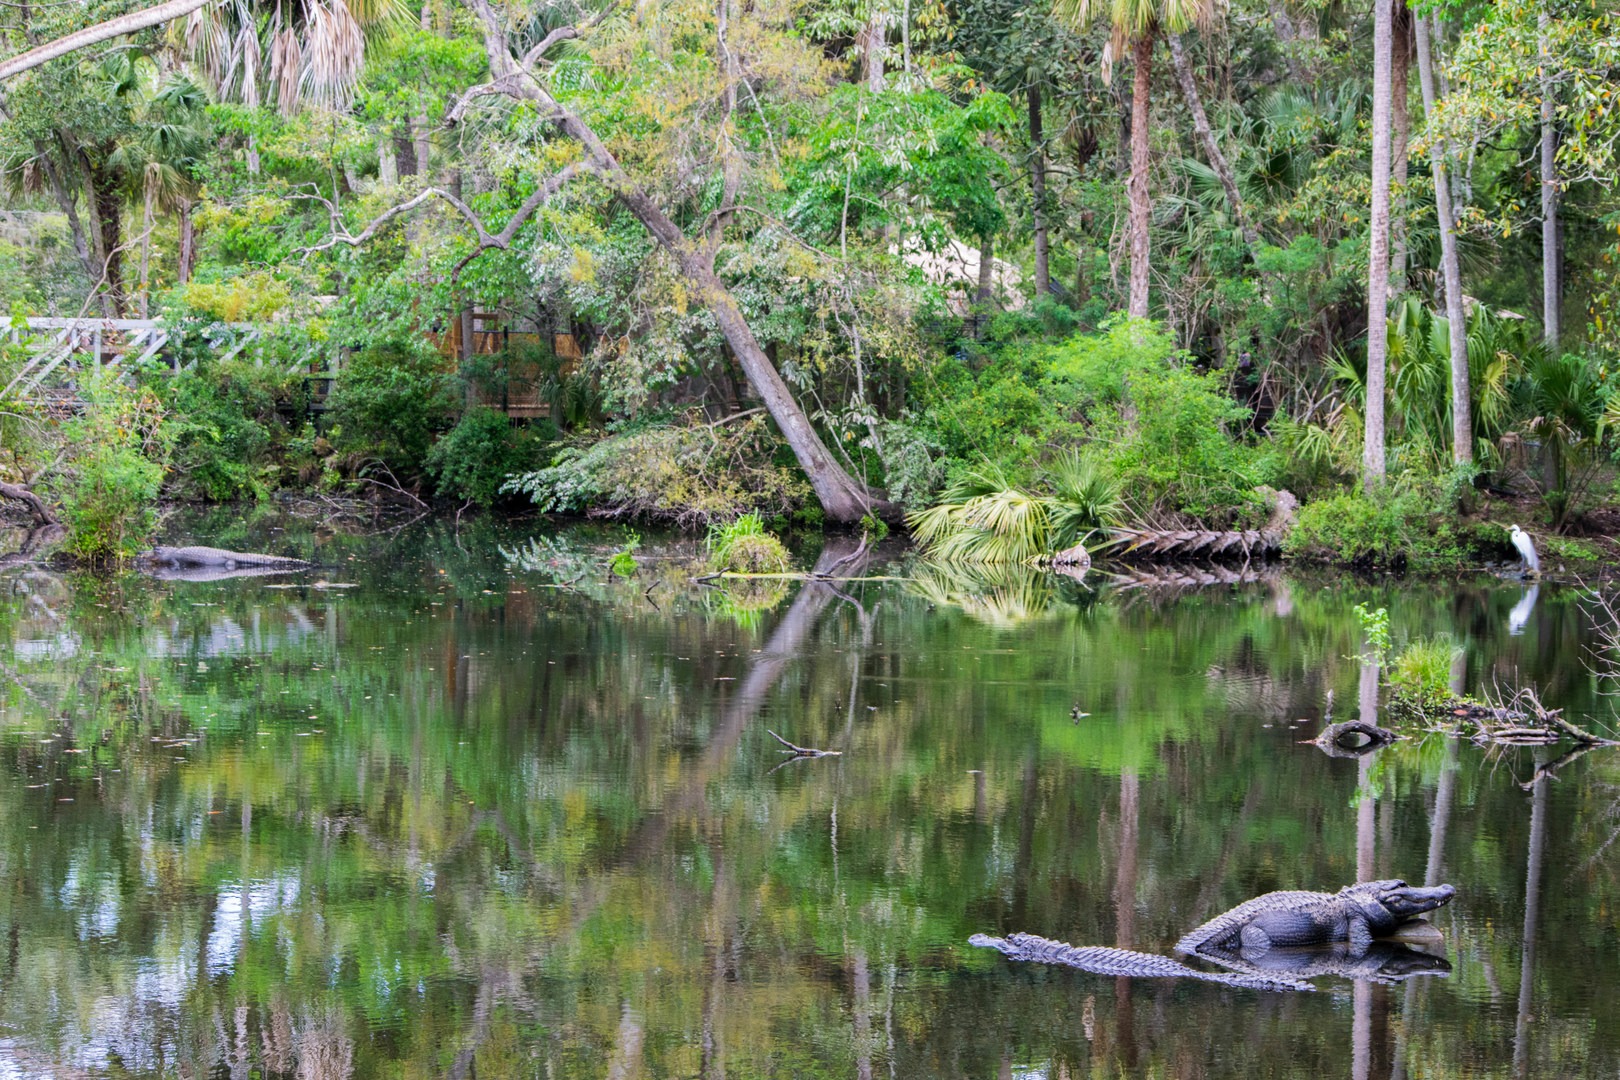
[1312,719,1398,757]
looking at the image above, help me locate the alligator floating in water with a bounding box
[139,545,312,581]
[970,933,1449,991]
[969,933,1317,992]
[974,879,1457,992]
[1175,879,1456,956]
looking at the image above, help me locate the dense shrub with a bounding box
[55,373,170,562]
[157,361,309,501]
[1047,318,1277,524]
[1282,479,1511,569]
[324,341,457,479]
[505,413,812,526]
[425,407,554,507]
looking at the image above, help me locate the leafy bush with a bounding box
[56,373,171,562]
[324,341,456,479]
[425,407,553,507]
[1048,318,1277,524]
[706,513,792,573]
[1388,635,1464,718]
[156,361,309,501]
[1390,635,1462,698]
[1283,479,1504,569]
[505,414,812,526]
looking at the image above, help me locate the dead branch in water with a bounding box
[766,730,842,758]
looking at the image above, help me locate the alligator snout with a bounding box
[1383,883,1456,917]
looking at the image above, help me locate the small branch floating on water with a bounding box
[767,730,842,758]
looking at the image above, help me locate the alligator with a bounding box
[1174,879,1456,956]
[970,933,1450,991]
[974,878,1457,992]
[139,546,312,572]
[969,933,1316,992]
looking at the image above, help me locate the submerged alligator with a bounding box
[139,545,313,581]
[974,879,1456,992]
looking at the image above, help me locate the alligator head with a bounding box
[1346,880,1456,921]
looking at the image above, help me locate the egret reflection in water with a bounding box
[1509,584,1540,636]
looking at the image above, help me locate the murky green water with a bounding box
[1,517,1616,1078]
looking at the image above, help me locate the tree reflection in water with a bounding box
[0,521,1615,1077]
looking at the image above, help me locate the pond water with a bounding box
[0,518,1616,1078]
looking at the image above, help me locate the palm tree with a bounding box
[1053,0,1213,318]
[180,0,407,115]
[108,69,210,314]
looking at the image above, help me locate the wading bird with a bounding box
[1509,524,1540,578]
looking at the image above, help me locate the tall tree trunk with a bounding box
[137,176,156,318]
[1538,7,1558,352]
[858,14,886,90]
[1363,0,1394,490]
[1389,2,1411,296]
[1167,34,1260,257]
[1028,83,1050,296]
[178,201,195,284]
[1414,13,1472,464]
[1127,32,1154,319]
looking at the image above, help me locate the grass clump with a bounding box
[1387,634,1465,721]
[707,513,792,573]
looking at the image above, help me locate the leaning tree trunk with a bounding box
[463,0,879,522]
[1538,6,1559,352]
[1167,34,1260,258]
[0,0,210,82]
[1414,13,1471,464]
[1127,32,1154,319]
[673,246,876,521]
[1028,83,1050,296]
[1364,0,1394,490]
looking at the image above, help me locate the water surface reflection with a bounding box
[0,521,1616,1077]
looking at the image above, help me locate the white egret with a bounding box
[1509,524,1540,577]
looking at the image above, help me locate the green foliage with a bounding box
[706,513,791,574]
[323,341,456,480]
[55,374,171,563]
[155,361,309,502]
[1514,351,1607,527]
[907,454,1123,564]
[1283,477,1506,570]
[1353,603,1391,664]
[505,415,812,527]
[1388,635,1464,716]
[609,531,641,577]
[1049,319,1276,523]
[424,407,553,508]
